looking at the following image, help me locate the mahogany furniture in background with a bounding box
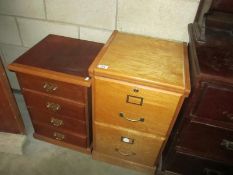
[0,57,25,134]
[162,0,233,174]
[9,35,103,153]
[89,31,190,173]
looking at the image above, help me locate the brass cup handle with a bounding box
[115,148,136,156]
[53,132,65,141]
[50,118,63,127]
[43,82,58,93]
[220,139,233,151]
[46,102,61,112]
[119,112,144,122]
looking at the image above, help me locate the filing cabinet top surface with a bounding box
[9,35,103,84]
[91,32,190,95]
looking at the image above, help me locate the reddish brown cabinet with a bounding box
[8,35,103,153]
[189,82,233,127]
[162,1,233,174]
[0,57,25,134]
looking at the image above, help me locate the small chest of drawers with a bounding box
[9,35,103,153]
[89,31,190,173]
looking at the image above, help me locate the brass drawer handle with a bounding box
[43,82,58,93]
[53,132,65,141]
[115,148,136,156]
[119,112,144,122]
[46,102,61,112]
[50,117,63,127]
[222,111,233,121]
[220,139,233,151]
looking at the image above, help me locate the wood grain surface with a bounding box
[93,32,189,94]
[92,32,190,172]
[94,122,164,167]
[17,73,86,103]
[94,76,180,137]
[11,35,103,78]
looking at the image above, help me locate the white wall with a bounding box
[0,0,199,89]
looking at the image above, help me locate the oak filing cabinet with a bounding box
[9,35,103,153]
[89,31,190,173]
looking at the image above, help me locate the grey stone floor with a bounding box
[0,93,148,175]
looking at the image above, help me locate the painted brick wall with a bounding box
[0,0,199,89]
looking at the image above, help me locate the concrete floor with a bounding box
[0,93,149,175]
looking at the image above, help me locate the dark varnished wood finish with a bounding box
[23,90,86,121]
[29,109,87,135]
[17,73,86,103]
[194,0,233,42]
[165,151,233,175]
[34,123,87,148]
[0,57,25,133]
[177,121,233,165]
[8,35,103,152]
[190,82,233,129]
[13,35,103,78]
[162,1,233,174]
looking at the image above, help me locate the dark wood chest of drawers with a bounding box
[9,35,103,153]
[162,1,233,174]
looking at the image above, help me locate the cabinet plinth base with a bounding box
[92,150,156,174]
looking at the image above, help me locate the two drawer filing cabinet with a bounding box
[9,35,103,153]
[89,31,190,173]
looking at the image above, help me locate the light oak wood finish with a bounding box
[94,122,165,166]
[89,30,118,77]
[92,32,190,96]
[92,151,156,174]
[94,76,181,137]
[91,31,190,173]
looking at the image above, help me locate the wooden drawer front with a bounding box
[17,73,86,103]
[177,122,233,165]
[192,82,233,125]
[23,90,86,121]
[34,123,87,148]
[29,109,87,135]
[94,77,180,136]
[164,150,233,175]
[94,122,164,166]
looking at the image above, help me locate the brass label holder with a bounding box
[126,95,143,106]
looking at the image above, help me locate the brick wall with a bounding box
[0,0,199,89]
